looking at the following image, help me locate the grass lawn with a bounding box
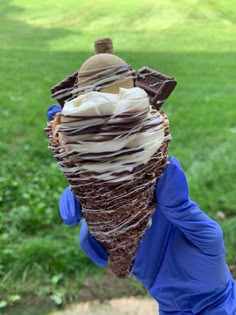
[0,0,236,314]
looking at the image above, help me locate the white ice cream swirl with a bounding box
[54,87,170,183]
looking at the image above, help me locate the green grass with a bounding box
[0,0,236,313]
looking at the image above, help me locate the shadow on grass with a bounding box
[0,0,79,49]
[1,46,235,158]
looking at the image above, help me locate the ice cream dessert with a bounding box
[45,38,175,277]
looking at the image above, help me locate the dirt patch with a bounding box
[1,270,154,315]
[48,297,159,315]
[78,270,147,302]
[1,295,55,315]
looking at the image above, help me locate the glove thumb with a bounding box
[156,157,189,209]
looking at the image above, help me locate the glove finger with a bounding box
[47,104,62,121]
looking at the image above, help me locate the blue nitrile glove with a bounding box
[58,157,236,314]
[47,104,62,121]
[132,157,236,314]
[59,186,82,226]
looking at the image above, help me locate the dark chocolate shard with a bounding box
[136,67,177,110]
[51,66,177,110]
[51,71,79,106]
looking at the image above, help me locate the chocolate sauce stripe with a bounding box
[78,71,129,81]
[80,129,142,139]
[61,112,146,121]
[113,110,149,118]
[59,122,162,137]
[60,126,102,135]
[76,147,144,158]
[64,168,133,181]
[63,136,116,143]
[52,86,74,98]
[76,74,135,94]
[78,64,131,77]
[56,141,167,167]
[61,114,161,128]
[60,128,135,136]
[102,119,144,126]
[62,114,110,119]
[60,123,140,133]
[55,141,161,161]
[65,117,161,131]
[99,126,140,133]
[61,154,166,185]
[102,118,144,125]
[59,152,136,165]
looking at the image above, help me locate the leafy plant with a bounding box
[0,295,21,309]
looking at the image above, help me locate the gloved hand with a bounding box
[54,145,235,314]
[156,156,224,256]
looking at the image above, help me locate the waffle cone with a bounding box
[45,117,170,278]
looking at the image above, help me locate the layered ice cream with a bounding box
[45,86,171,277]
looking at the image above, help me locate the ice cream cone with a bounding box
[45,87,171,278]
[46,38,175,277]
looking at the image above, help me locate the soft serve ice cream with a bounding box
[56,87,170,182]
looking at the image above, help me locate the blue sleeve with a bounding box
[59,186,82,226]
[156,157,225,256]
